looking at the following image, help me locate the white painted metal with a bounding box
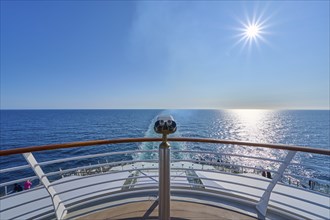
[171,159,280,174]
[38,150,158,166]
[1,141,329,220]
[23,153,67,220]
[1,160,329,220]
[171,182,262,199]
[44,159,158,179]
[289,162,330,171]
[0,176,38,188]
[0,165,30,174]
[256,150,297,217]
[171,150,284,163]
[283,172,330,185]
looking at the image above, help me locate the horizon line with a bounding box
[1,108,329,111]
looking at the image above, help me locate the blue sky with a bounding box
[1,1,329,109]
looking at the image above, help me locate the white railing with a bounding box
[0,138,329,220]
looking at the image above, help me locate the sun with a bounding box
[240,21,265,46]
[232,10,272,53]
[245,24,260,39]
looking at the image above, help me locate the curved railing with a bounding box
[1,137,329,156]
[0,137,329,220]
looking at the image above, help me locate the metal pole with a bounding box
[256,150,296,218]
[23,152,67,220]
[159,134,171,220]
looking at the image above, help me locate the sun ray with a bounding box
[229,6,274,56]
[233,7,272,54]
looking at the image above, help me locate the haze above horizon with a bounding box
[1,1,329,110]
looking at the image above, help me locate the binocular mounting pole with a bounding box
[154,115,176,220]
[158,133,171,220]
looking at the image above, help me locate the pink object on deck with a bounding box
[24,180,32,190]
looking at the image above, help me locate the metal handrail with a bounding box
[171,159,280,174]
[282,172,330,185]
[0,150,158,177]
[0,165,31,174]
[172,182,261,200]
[171,150,285,163]
[0,138,161,156]
[268,200,326,219]
[1,137,329,156]
[44,159,158,179]
[0,176,39,188]
[39,150,158,166]
[1,142,329,192]
[1,137,329,220]
[288,162,330,171]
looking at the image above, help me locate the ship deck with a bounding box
[1,162,329,220]
[76,201,256,220]
[1,137,329,220]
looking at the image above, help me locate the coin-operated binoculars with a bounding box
[154,115,177,220]
[154,115,177,137]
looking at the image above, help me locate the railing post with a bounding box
[256,150,296,218]
[23,153,67,220]
[154,115,177,220]
[158,135,171,220]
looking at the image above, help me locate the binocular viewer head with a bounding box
[154,115,177,135]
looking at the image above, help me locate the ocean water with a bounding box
[0,109,329,186]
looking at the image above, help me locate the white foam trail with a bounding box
[137,110,187,160]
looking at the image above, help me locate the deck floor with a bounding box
[77,201,256,220]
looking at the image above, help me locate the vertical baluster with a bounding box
[256,151,296,218]
[23,152,67,220]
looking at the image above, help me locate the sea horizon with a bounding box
[1,108,329,111]
[1,108,329,196]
